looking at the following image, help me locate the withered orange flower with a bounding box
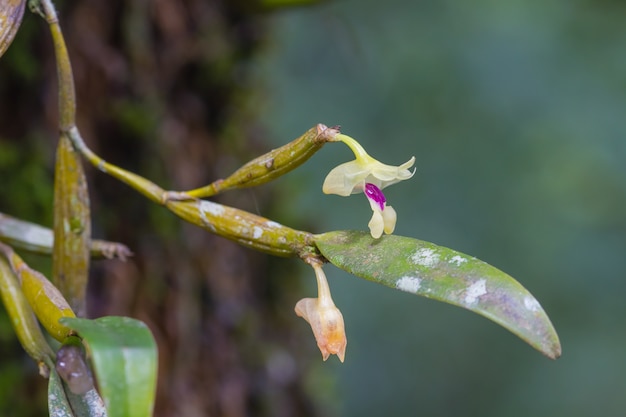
[295,263,347,362]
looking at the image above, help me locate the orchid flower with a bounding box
[295,263,347,362]
[322,134,415,196]
[323,134,415,238]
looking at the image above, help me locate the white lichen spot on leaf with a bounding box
[411,248,440,268]
[395,276,422,293]
[449,255,467,266]
[524,296,541,312]
[464,279,487,304]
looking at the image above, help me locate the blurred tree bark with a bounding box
[0,1,319,416]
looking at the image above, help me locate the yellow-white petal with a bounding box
[370,156,416,185]
[367,197,397,238]
[322,160,369,196]
[368,209,384,239]
[382,205,397,234]
[323,155,416,197]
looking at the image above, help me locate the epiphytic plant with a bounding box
[0,0,560,415]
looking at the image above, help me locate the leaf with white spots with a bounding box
[314,231,561,359]
[49,367,74,417]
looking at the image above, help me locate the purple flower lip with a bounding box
[364,183,386,211]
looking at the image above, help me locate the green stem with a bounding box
[184,124,339,198]
[40,0,76,130]
[335,134,373,161]
[166,199,318,258]
[68,127,324,260]
[0,212,131,260]
[52,132,91,317]
[0,255,55,372]
[68,127,166,204]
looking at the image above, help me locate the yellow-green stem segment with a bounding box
[184,124,340,198]
[35,0,91,316]
[52,131,91,318]
[0,256,55,372]
[0,212,132,259]
[0,243,77,342]
[166,199,317,257]
[40,0,75,130]
[68,126,324,260]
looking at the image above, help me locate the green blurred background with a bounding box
[256,0,626,416]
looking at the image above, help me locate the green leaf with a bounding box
[315,231,561,359]
[64,389,107,417]
[49,367,74,417]
[60,316,158,417]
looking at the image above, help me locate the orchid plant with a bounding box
[0,0,561,415]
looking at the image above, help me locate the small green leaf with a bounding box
[49,367,74,417]
[315,231,561,359]
[64,389,107,417]
[61,316,158,417]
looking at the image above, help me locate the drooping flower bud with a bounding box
[295,263,346,362]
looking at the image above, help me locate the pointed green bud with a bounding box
[185,124,340,198]
[0,244,77,341]
[0,254,54,372]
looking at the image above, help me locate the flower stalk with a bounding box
[295,258,347,362]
